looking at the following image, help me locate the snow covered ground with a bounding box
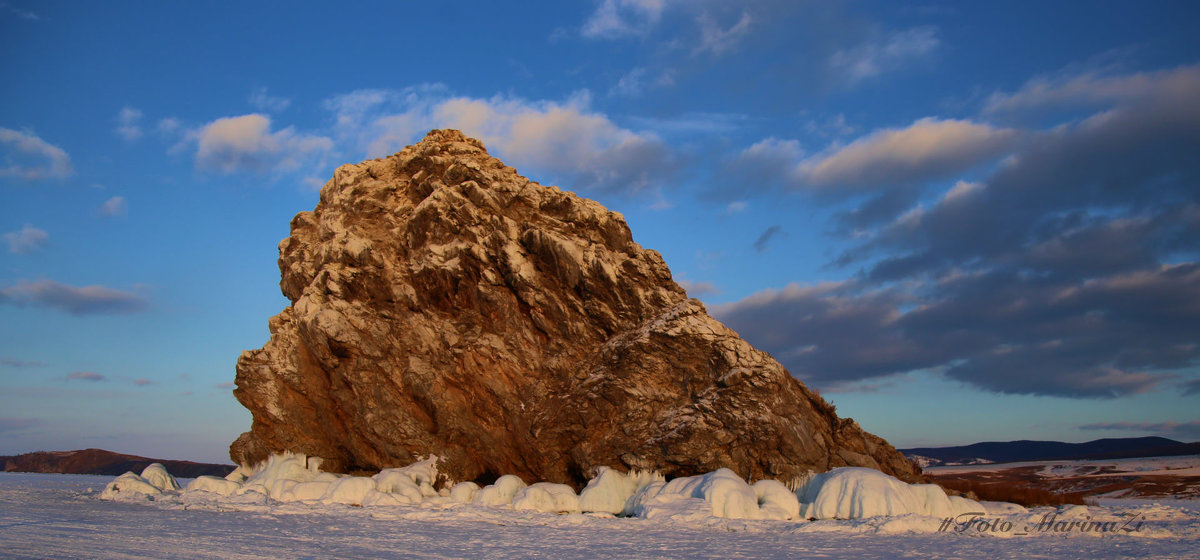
[926,454,1200,477]
[926,454,1200,502]
[3,472,1200,559]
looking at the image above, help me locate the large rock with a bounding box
[231,129,922,487]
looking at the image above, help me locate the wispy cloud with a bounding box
[0,2,39,21]
[0,357,44,368]
[99,196,127,217]
[0,128,72,180]
[114,106,143,141]
[67,371,106,382]
[248,87,292,113]
[678,279,719,297]
[984,63,1200,116]
[830,26,939,85]
[581,0,667,39]
[0,280,149,315]
[795,118,1017,190]
[694,10,752,56]
[610,67,652,98]
[3,224,48,254]
[730,118,1016,194]
[754,225,784,253]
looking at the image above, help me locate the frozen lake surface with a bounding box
[2,472,1198,559]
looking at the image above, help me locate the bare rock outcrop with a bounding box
[231,129,922,486]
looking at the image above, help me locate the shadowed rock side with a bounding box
[231,129,922,487]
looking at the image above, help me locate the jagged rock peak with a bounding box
[231,129,922,488]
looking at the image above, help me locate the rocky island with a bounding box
[230,129,921,487]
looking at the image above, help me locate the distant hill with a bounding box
[1,449,235,478]
[902,437,1200,466]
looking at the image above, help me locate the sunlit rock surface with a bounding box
[230,129,922,487]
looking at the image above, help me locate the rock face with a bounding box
[231,129,922,487]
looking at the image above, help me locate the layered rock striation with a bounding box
[231,129,922,486]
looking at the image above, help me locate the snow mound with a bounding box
[512,482,580,513]
[278,480,331,502]
[100,472,162,500]
[323,476,376,505]
[140,463,180,491]
[449,481,480,503]
[473,474,527,507]
[754,479,801,520]
[577,467,663,514]
[628,468,762,520]
[186,475,240,497]
[797,467,983,520]
[373,455,441,500]
[373,470,424,503]
[237,452,323,499]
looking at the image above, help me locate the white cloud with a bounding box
[115,107,143,141]
[190,114,333,174]
[984,63,1200,115]
[581,0,667,39]
[248,87,292,113]
[325,87,674,195]
[99,196,127,217]
[0,128,72,180]
[830,26,939,85]
[3,224,47,254]
[694,10,752,56]
[795,118,1016,190]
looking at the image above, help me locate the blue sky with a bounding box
[2,1,1199,464]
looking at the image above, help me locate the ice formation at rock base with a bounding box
[102,453,977,522]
